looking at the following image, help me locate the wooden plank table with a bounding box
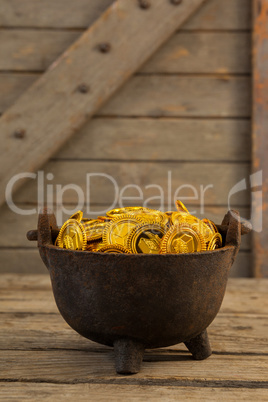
[0,275,267,400]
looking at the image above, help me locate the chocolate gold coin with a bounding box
[69,210,83,222]
[56,219,87,251]
[171,211,195,225]
[175,200,189,214]
[106,206,154,218]
[86,241,106,252]
[191,221,214,243]
[102,214,144,247]
[160,224,206,254]
[202,218,218,234]
[83,221,106,241]
[97,244,131,254]
[207,233,222,250]
[126,223,167,254]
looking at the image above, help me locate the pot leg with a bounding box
[113,339,145,375]
[184,330,212,360]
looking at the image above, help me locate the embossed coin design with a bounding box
[56,219,87,251]
[126,223,167,254]
[103,215,144,247]
[83,221,106,241]
[160,224,206,254]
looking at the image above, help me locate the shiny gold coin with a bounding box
[207,233,222,250]
[97,244,131,254]
[160,223,206,254]
[165,211,174,216]
[102,214,144,247]
[106,206,154,218]
[126,223,167,254]
[56,219,87,251]
[135,211,168,226]
[171,211,195,225]
[69,210,83,222]
[86,241,106,252]
[97,216,112,222]
[191,220,214,243]
[83,221,106,241]
[175,200,189,214]
[202,218,218,234]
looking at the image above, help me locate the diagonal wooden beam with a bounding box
[252,0,268,277]
[0,0,206,207]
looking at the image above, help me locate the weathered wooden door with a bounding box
[0,0,265,277]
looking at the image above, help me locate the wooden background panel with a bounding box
[0,73,37,113]
[141,33,251,74]
[0,30,80,71]
[0,32,251,74]
[183,0,251,30]
[13,161,251,206]
[0,0,252,276]
[0,0,114,28]
[56,118,251,162]
[0,0,251,29]
[0,75,251,116]
[97,76,251,117]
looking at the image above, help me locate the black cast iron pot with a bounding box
[27,208,249,374]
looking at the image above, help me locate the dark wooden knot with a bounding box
[13,129,26,139]
[170,0,182,5]
[138,0,150,9]
[77,84,89,93]
[98,43,111,53]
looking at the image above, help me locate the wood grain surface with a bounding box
[13,160,250,205]
[252,0,268,278]
[55,118,251,162]
[0,0,207,208]
[0,0,252,277]
[0,0,251,29]
[0,276,267,400]
[0,32,250,73]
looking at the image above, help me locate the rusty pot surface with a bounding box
[27,209,245,374]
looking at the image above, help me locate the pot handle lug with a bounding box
[221,210,242,255]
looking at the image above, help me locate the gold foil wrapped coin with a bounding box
[103,214,144,247]
[56,219,87,251]
[175,200,189,214]
[171,211,196,226]
[86,241,106,252]
[202,218,218,234]
[97,244,131,253]
[207,233,222,250]
[106,206,154,218]
[83,221,106,241]
[69,210,83,222]
[191,221,214,243]
[160,224,206,254]
[126,223,167,254]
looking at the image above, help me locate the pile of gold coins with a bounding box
[55,200,222,254]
